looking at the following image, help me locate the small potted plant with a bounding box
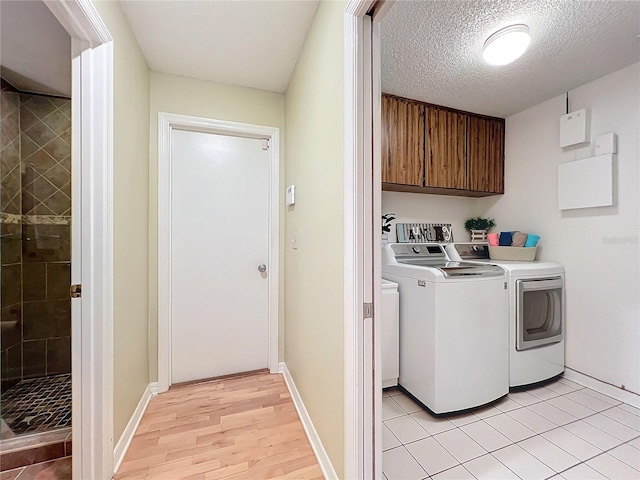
[464,217,496,242]
[382,213,396,243]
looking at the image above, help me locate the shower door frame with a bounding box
[44,2,114,479]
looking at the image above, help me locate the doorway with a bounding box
[0,0,73,472]
[1,0,114,478]
[157,114,280,393]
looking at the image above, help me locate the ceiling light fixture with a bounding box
[483,24,531,66]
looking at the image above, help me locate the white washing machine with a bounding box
[445,243,565,387]
[382,243,509,414]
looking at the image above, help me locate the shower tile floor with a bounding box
[0,375,71,436]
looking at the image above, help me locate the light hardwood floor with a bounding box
[114,372,323,480]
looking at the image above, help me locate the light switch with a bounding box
[286,185,295,206]
[291,232,298,250]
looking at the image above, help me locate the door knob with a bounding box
[258,264,267,273]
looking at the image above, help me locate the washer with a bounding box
[445,243,565,387]
[382,243,509,414]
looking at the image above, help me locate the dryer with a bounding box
[382,243,509,414]
[445,243,565,387]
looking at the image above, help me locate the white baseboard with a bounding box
[563,368,640,408]
[113,382,158,474]
[279,362,338,480]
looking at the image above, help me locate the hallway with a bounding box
[114,372,322,479]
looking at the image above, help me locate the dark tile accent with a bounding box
[22,149,58,175]
[0,306,21,350]
[1,264,21,307]
[20,95,57,121]
[19,106,38,131]
[22,263,46,301]
[1,137,20,175]
[1,222,20,235]
[0,377,20,393]
[46,337,71,375]
[1,91,20,117]
[22,225,70,263]
[24,175,57,203]
[22,300,71,340]
[0,443,66,472]
[41,137,69,163]
[60,181,71,198]
[1,349,7,380]
[1,110,19,147]
[40,110,71,136]
[41,190,70,216]
[22,340,46,378]
[4,343,22,380]
[48,97,70,109]
[59,129,70,147]
[64,440,71,456]
[20,133,39,160]
[24,122,57,149]
[59,104,70,121]
[1,235,22,265]
[59,156,70,174]
[27,203,55,216]
[0,167,21,215]
[41,163,69,191]
[46,263,70,300]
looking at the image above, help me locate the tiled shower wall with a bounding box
[1,80,71,392]
[1,82,23,391]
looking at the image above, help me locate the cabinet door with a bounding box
[468,116,505,193]
[425,107,467,189]
[381,95,424,186]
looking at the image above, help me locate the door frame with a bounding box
[157,113,280,393]
[344,1,391,478]
[44,1,114,479]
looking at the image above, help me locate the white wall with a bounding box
[284,1,346,475]
[92,0,151,444]
[478,63,640,394]
[382,191,482,243]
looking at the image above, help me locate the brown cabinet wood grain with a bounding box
[381,93,505,197]
[425,106,467,190]
[381,95,424,186]
[468,116,505,193]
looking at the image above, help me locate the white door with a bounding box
[170,129,270,384]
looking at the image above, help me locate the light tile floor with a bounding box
[382,377,640,480]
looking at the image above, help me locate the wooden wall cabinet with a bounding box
[381,95,424,186]
[425,106,467,190]
[467,115,505,194]
[381,93,505,197]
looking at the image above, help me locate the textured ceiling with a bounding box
[0,0,71,97]
[121,0,319,93]
[381,0,640,118]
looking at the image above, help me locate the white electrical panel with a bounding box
[286,185,295,206]
[558,154,614,210]
[595,132,617,156]
[560,108,588,147]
